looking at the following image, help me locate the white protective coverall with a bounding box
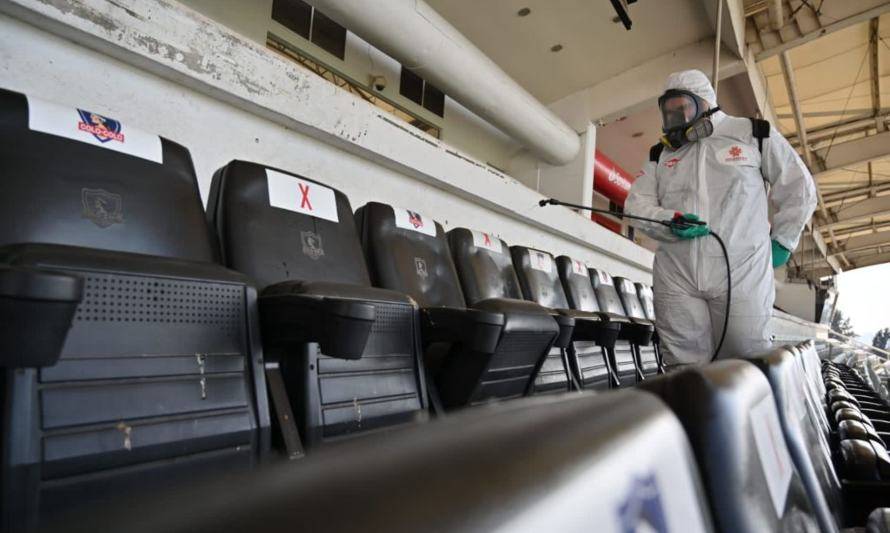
[625,70,817,364]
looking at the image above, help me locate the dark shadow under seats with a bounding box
[511,247,621,393]
[58,391,716,533]
[0,89,269,531]
[614,276,662,377]
[589,267,653,385]
[640,359,821,533]
[207,162,426,452]
[355,202,562,409]
[444,227,566,407]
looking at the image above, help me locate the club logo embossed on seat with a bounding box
[301,231,324,260]
[81,188,123,228]
[414,257,428,279]
[616,474,668,533]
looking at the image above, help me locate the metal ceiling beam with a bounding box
[871,17,885,133]
[754,4,890,62]
[780,51,814,167]
[780,48,845,268]
[813,130,890,180]
[847,249,890,270]
[824,219,890,239]
[823,184,890,206]
[819,195,890,231]
[777,108,885,119]
[768,0,783,31]
[786,113,890,147]
[797,230,890,264]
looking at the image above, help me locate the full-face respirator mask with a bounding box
[658,89,720,150]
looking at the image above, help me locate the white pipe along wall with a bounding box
[304,0,581,166]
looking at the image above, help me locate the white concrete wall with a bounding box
[178,0,273,44]
[509,123,594,207]
[179,0,519,169]
[0,5,654,282]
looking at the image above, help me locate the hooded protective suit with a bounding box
[625,70,817,364]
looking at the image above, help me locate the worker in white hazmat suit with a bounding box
[625,69,817,364]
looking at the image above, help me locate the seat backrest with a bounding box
[613,277,648,321]
[0,91,267,529]
[640,360,820,533]
[0,89,215,262]
[555,256,602,312]
[447,228,523,305]
[589,268,628,316]
[355,202,465,309]
[206,160,369,290]
[750,348,843,533]
[636,282,657,322]
[72,391,715,533]
[509,246,569,308]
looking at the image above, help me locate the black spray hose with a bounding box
[707,231,731,363]
[538,198,730,363]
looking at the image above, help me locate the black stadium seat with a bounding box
[0,89,269,530]
[749,347,844,531]
[613,276,662,376]
[445,227,568,406]
[589,267,652,385]
[207,162,426,452]
[59,391,716,533]
[640,360,820,533]
[355,202,562,408]
[635,282,667,372]
[510,246,621,392]
[555,255,623,389]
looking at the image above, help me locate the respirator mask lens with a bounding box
[659,92,700,131]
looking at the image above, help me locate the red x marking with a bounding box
[298,183,312,210]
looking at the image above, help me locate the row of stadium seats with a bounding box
[61,341,890,533]
[0,88,665,529]
[8,88,890,532]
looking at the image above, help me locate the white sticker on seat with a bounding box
[622,279,635,294]
[266,169,339,222]
[529,250,552,273]
[596,270,613,286]
[393,207,437,236]
[471,230,502,253]
[27,95,163,163]
[750,394,793,518]
[571,259,587,276]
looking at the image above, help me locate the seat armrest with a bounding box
[551,313,575,349]
[421,306,505,354]
[0,265,83,368]
[556,309,622,345]
[867,508,890,533]
[260,284,380,360]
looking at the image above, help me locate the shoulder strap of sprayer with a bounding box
[750,117,770,152]
[750,118,771,192]
[649,143,664,163]
[649,118,770,162]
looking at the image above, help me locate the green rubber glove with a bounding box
[771,239,791,268]
[670,213,710,239]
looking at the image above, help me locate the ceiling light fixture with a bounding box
[550,44,563,52]
[517,7,531,17]
[609,0,637,30]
